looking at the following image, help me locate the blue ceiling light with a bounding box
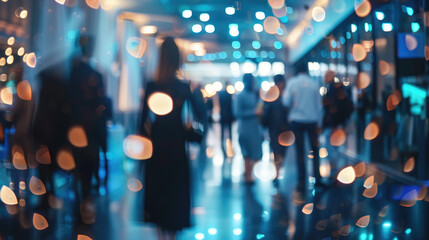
[219,51,227,59]
[232,41,241,49]
[260,51,268,58]
[253,23,263,32]
[346,32,351,39]
[182,10,192,18]
[192,24,202,33]
[268,51,275,59]
[225,7,235,15]
[375,11,385,20]
[276,28,284,35]
[287,7,293,14]
[274,41,282,49]
[382,23,393,32]
[351,24,357,33]
[252,41,261,49]
[255,11,265,20]
[280,16,288,23]
[187,54,196,62]
[406,7,414,16]
[382,221,392,228]
[229,28,239,37]
[200,13,210,22]
[405,228,412,235]
[205,24,215,33]
[364,23,372,32]
[411,22,420,32]
[233,51,242,59]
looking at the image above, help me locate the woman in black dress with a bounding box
[139,37,197,239]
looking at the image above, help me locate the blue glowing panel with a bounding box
[397,33,425,59]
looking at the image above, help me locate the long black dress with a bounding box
[139,79,196,231]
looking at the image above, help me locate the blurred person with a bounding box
[218,81,234,159]
[69,35,106,200]
[262,74,287,186]
[139,37,200,239]
[282,64,324,191]
[98,95,112,189]
[234,73,263,183]
[322,70,353,130]
[34,59,73,208]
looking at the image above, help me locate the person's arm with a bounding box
[282,82,292,108]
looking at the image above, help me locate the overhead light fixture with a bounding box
[382,23,393,32]
[140,25,157,35]
[225,7,235,15]
[182,10,192,18]
[375,11,385,20]
[255,11,265,20]
[192,24,202,33]
[229,28,239,37]
[253,24,263,33]
[200,13,210,22]
[205,24,215,33]
[252,41,261,49]
[232,41,241,49]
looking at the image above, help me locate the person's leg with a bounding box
[103,151,109,187]
[274,153,284,180]
[308,124,322,183]
[244,158,254,182]
[291,123,306,187]
[220,122,227,158]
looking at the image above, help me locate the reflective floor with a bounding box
[0,122,428,240]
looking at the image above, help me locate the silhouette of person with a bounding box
[218,81,234,159]
[139,37,200,239]
[282,64,324,190]
[69,35,105,200]
[262,74,288,186]
[234,73,263,183]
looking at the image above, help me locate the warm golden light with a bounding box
[278,131,295,146]
[85,0,100,9]
[339,225,351,236]
[405,34,418,51]
[319,148,328,158]
[1,186,18,205]
[126,37,147,58]
[378,60,390,76]
[33,213,49,230]
[55,0,66,5]
[7,55,14,64]
[123,135,153,160]
[363,175,374,189]
[403,157,415,173]
[353,162,366,177]
[5,47,12,56]
[260,85,280,102]
[206,147,215,158]
[56,149,76,171]
[7,37,15,45]
[140,25,158,35]
[352,44,367,62]
[1,87,13,105]
[17,47,25,56]
[302,203,314,215]
[400,190,418,207]
[226,85,236,95]
[337,166,356,184]
[29,177,47,196]
[13,150,27,170]
[26,52,37,68]
[378,205,389,217]
[226,138,234,158]
[330,129,347,146]
[312,7,326,22]
[19,10,28,19]
[364,122,379,140]
[78,235,93,240]
[357,72,371,89]
[363,183,378,198]
[268,0,285,9]
[127,178,143,192]
[147,92,173,115]
[17,80,32,101]
[355,0,371,18]
[0,58,5,67]
[264,17,281,35]
[356,215,370,228]
[68,126,88,148]
[386,93,401,111]
[36,146,51,164]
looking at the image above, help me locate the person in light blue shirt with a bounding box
[234,73,263,183]
[282,64,324,190]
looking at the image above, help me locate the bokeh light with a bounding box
[264,17,281,35]
[355,0,371,18]
[33,213,49,230]
[268,0,285,9]
[127,178,143,192]
[363,175,374,188]
[56,149,76,171]
[278,131,295,146]
[364,122,379,140]
[260,85,280,102]
[312,7,326,22]
[403,157,415,173]
[126,37,147,58]
[85,0,100,9]
[357,72,371,89]
[1,186,18,205]
[29,176,47,196]
[123,135,153,160]
[1,87,13,105]
[147,92,173,115]
[26,52,37,68]
[337,166,356,184]
[36,146,51,164]
[330,129,347,146]
[352,44,367,62]
[17,80,32,100]
[363,183,378,198]
[68,126,88,148]
[253,161,277,181]
[302,203,314,215]
[356,215,370,228]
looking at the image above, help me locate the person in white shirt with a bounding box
[282,64,324,190]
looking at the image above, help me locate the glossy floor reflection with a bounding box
[1,123,428,240]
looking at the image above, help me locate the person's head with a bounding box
[243,73,255,92]
[155,37,180,83]
[324,70,335,84]
[78,35,95,58]
[295,62,308,75]
[273,74,286,91]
